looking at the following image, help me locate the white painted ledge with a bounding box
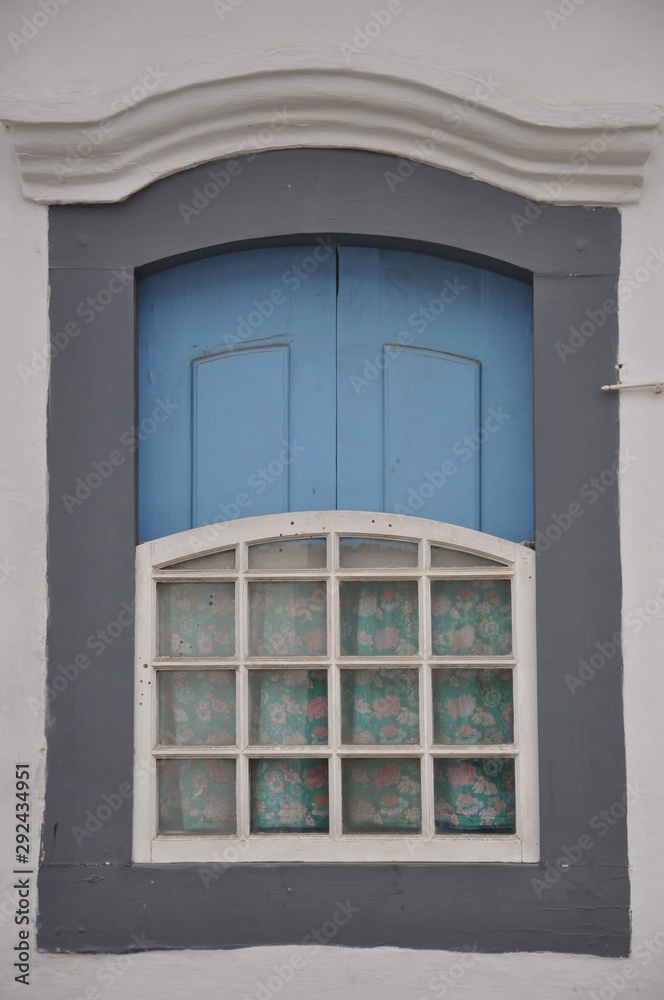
[0,50,661,205]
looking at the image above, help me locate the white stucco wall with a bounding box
[1,1,663,997]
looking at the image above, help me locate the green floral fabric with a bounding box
[158,670,236,745]
[434,757,515,832]
[339,581,419,656]
[250,669,328,745]
[431,580,512,655]
[158,758,236,834]
[432,669,513,744]
[157,573,519,836]
[251,758,329,831]
[249,582,327,656]
[343,758,421,832]
[341,668,419,744]
[158,582,235,657]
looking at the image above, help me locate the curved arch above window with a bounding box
[134,510,539,864]
[5,53,661,205]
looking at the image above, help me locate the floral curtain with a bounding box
[431,579,511,655]
[250,669,328,745]
[341,668,419,744]
[343,758,421,833]
[249,582,327,656]
[340,581,418,655]
[158,758,236,834]
[251,759,329,832]
[158,575,516,835]
[432,668,513,745]
[158,670,236,746]
[433,757,515,833]
[158,582,235,657]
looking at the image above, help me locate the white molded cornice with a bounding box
[1,50,662,205]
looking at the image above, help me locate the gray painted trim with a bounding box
[48,149,619,276]
[41,148,628,955]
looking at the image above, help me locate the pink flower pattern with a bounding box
[158,758,236,834]
[159,575,515,834]
[158,670,236,746]
[434,757,515,832]
[252,759,329,831]
[344,758,421,832]
[432,669,513,745]
[250,670,328,745]
[158,582,235,657]
[340,581,418,655]
[431,580,511,655]
[341,669,419,745]
[249,582,327,656]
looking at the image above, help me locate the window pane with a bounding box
[431,546,502,568]
[250,758,329,832]
[158,582,235,657]
[431,580,511,655]
[249,582,327,656]
[339,537,417,568]
[342,758,421,833]
[248,538,327,569]
[158,758,236,834]
[341,669,419,744]
[340,581,418,656]
[432,669,513,745]
[433,757,515,833]
[249,669,328,745]
[158,670,236,746]
[163,549,236,570]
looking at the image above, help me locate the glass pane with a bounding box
[163,549,236,570]
[158,758,236,834]
[158,582,235,657]
[432,669,513,744]
[342,758,421,833]
[431,546,502,568]
[158,670,236,746]
[249,669,328,745]
[341,669,419,744]
[340,581,418,656]
[248,538,326,569]
[434,757,515,833]
[339,538,417,568]
[249,582,327,656]
[250,758,329,832]
[431,580,511,655]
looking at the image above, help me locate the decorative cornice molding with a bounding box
[1,51,662,205]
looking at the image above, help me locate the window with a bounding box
[134,511,538,863]
[42,148,628,955]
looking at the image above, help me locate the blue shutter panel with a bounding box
[139,245,533,543]
[138,247,337,541]
[192,340,291,524]
[335,247,532,539]
[383,347,481,527]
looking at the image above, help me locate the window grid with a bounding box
[134,512,537,863]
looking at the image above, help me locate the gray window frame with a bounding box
[40,148,628,956]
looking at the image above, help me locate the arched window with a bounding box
[135,244,537,862]
[42,150,627,955]
[134,511,538,862]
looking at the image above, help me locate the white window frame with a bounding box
[133,510,538,864]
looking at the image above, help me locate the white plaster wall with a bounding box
[1,1,663,997]
[0,0,662,108]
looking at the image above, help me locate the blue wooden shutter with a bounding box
[335,247,533,541]
[139,245,533,543]
[138,246,337,541]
